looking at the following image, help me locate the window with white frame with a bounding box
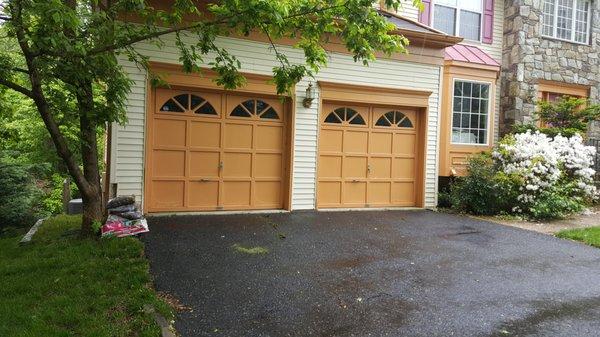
[452,80,490,145]
[432,0,483,41]
[542,0,591,44]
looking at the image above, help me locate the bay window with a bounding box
[542,0,591,44]
[432,0,483,41]
[451,80,491,145]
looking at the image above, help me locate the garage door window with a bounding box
[231,99,280,120]
[159,93,217,115]
[451,80,490,145]
[324,107,366,125]
[375,111,414,128]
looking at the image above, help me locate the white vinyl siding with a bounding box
[114,34,443,209]
[395,0,421,20]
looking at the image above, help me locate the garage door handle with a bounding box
[218,161,224,170]
[367,164,371,174]
[352,179,359,183]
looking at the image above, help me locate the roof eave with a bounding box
[394,29,464,49]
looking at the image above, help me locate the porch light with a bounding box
[303,82,314,108]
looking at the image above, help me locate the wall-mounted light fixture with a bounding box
[302,82,314,108]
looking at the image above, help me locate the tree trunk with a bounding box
[77,82,105,237]
[81,185,103,236]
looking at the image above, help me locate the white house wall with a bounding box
[114,34,443,210]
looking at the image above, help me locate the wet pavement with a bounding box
[144,210,600,337]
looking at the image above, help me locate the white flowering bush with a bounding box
[451,130,597,220]
[493,131,597,212]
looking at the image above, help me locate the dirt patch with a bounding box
[473,206,600,235]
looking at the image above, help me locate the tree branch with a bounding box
[0,77,33,98]
[10,0,91,194]
[260,24,287,69]
[88,3,349,57]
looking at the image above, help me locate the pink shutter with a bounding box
[418,0,432,26]
[482,0,494,44]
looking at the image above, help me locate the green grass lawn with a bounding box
[0,215,173,337]
[556,227,600,248]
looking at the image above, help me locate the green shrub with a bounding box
[41,174,79,215]
[449,154,518,215]
[448,131,596,221]
[537,97,600,133]
[0,156,43,229]
[527,183,586,220]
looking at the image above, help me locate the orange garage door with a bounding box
[146,88,288,212]
[317,103,422,208]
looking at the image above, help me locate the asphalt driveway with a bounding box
[144,210,600,337]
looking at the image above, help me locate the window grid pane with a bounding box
[542,0,556,36]
[451,81,490,145]
[574,0,589,43]
[542,0,589,44]
[556,0,574,40]
[433,5,457,35]
[459,10,482,41]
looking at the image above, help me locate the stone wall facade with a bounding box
[501,0,600,139]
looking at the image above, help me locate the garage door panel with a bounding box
[256,125,283,150]
[370,132,393,154]
[318,182,342,205]
[255,182,281,206]
[344,131,368,154]
[222,181,251,207]
[151,181,185,208]
[394,134,416,155]
[343,157,367,178]
[318,156,342,178]
[369,182,391,204]
[149,90,287,212]
[223,152,252,178]
[189,151,220,177]
[188,181,219,208]
[154,119,186,147]
[318,102,421,209]
[370,157,392,179]
[392,182,415,203]
[224,123,253,149]
[344,182,367,204]
[320,129,343,152]
[153,150,185,177]
[394,158,416,179]
[255,153,282,178]
[190,121,220,148]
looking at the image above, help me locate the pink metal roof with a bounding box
[444,44,500,67]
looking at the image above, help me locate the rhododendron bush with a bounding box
[451,131,597,219]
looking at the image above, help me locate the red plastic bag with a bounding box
[101,215,149,238]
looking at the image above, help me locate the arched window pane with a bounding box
[325,112,342,123]
[260,107,279,119]
[376,116,392,126]
[195,103,217,115]
[160,99,184,112]
[349,114,366,125]
[190,95,205,110]
[231,105,251,117]
[174,94,189,110]
[242,100,255,114]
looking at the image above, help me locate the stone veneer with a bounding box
[501,0,600,138]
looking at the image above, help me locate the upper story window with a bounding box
[432,0,483,41]
[542,0,591,44]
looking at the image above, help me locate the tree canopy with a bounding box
[0,0,422,235]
